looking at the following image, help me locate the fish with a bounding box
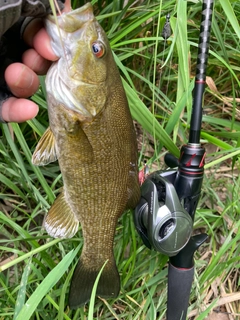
[32,2,140,309]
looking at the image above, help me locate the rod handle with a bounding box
[167,264,194,320]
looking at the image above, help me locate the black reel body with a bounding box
[134,170,193,257]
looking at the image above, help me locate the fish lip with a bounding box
[48,2,92,20]
[47,3,94,31]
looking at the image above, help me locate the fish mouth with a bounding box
[47,3,94,33]
[46,3,105,118]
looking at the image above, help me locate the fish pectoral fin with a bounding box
[32,127,58,166]
[44,191,79,239]
[69,256,120,309]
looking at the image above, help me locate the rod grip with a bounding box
[167,264,194,320]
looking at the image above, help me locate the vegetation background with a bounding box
[0,0,239,319]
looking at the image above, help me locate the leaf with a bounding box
[13,257,32,320]
[15,247,80,320]
[195,298,219,320]
[88,260,109,320]
[122,78,179,157]
[11,123,55,203]
[219,0,240,40]
[204,148,240,169]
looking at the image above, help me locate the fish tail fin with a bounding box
[69,255,120,309]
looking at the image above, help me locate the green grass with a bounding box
[0,0,240,319]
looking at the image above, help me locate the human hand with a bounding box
[1,0,71,123]
[1,20,58,123]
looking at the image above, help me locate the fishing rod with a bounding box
[134,0,214,319]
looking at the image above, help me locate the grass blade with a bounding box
[219,0,240,40]
[122,78,179,157]
[13,256,32,320]
[15,247,80,320]
[88,260,109,320]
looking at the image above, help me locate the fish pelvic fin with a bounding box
[44,191,79,238]
[32,127,57,166]
[69,255,120,309]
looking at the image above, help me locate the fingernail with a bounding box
[15,66,34,89]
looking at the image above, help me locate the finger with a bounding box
[1,97,39,122]
[28,0,72,61]
[22,18,43,47]
[33,27,59,61]
[22,48,52,75]
[5,63,39,98]
[24,19,58,61]
[62,0,71,12]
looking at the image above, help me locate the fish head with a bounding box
[45,3,114,118]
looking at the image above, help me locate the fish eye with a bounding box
[92,41,105,58]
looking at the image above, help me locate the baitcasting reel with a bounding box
[134,170,193,257]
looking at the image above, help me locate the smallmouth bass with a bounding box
[32,3,140,309]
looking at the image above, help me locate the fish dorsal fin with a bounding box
[32,127,57,166]
[44,191,79,239]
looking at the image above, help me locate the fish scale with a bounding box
[32,2,140,309]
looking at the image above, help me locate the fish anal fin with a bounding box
[32,127,57,166]
[44,191,79,239]
[69,256,120,309]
